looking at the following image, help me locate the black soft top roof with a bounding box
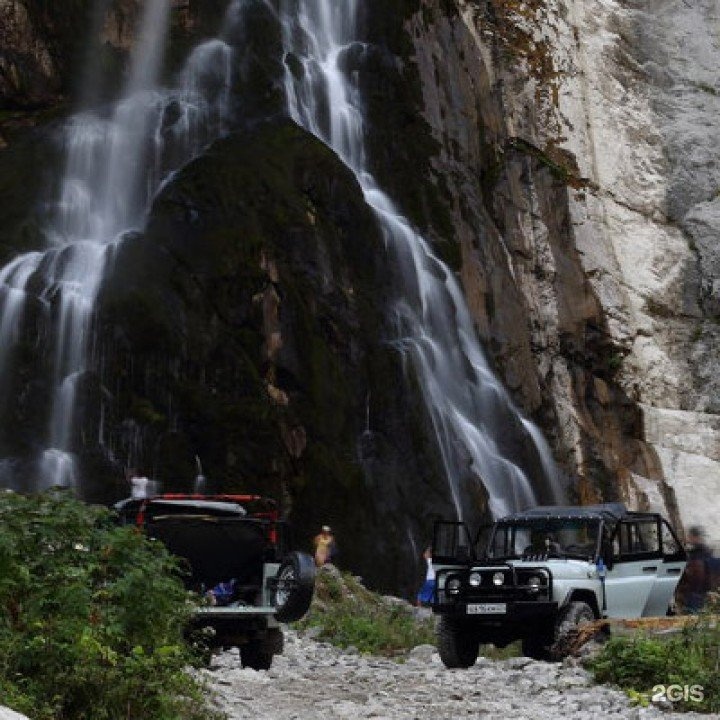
[499,503,629,523]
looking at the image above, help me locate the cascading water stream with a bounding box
[0,0,562,513]
[280,0,565,518]
[0,0,237,490]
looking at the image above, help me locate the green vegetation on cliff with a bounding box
[0,491,215,720]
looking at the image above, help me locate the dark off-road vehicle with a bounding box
[432,503,687,666]
[115,493,315,670]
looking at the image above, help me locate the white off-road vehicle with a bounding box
[432,503,687,666]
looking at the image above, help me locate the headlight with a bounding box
[468,572,482,587]
[527,575,542,591]
[492,571,504,586]
[446,576,462,595]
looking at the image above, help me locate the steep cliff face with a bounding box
[0,0,718,590]
[557,0,720,544]
[392,0,720,544]
[356,1,643,511]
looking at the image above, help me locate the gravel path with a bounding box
[205,631,716,719]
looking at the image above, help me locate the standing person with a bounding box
[313,525,336,567]
[679,526,713,613]
[416,547,436,607]
[127,469,150,499]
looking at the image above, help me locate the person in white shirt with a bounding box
[130,474,150,499]
[416,547,436,606]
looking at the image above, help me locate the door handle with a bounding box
[642,566,657,572]
[665,568,682,575]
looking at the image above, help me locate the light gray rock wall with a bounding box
[407,0,720,542]
[556,0,720,546]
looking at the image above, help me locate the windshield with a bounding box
[487,518,600,560]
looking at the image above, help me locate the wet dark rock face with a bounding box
[90,120,453,594]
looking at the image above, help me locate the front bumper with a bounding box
[433,600,558,623]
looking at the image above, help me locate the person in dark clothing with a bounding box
[678,526,713,613]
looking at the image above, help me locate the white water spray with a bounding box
[0,0,236,490]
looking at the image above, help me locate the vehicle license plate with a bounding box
[467,603,506,615]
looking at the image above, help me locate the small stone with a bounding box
[408,644,436,661]
[302,625,323,640]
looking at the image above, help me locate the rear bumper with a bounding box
[194,605,278,618]
[189,606,279,646]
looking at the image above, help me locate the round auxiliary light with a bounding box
[469,572,482,587]
[528,575,542,591]
[492,571,504,587]
[446,576,462,595]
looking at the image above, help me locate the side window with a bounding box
[433,522,474,562]
[488,526,511,558]
[617,519,661,558]
[475,525,493,558]
[661,520,686,560]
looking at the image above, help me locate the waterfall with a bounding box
[0,0,235,491]
[0,0,563,513]
[279,0,565,518]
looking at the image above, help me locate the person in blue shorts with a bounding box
[416,547,435,606]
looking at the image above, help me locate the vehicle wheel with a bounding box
[521,635,551,661]
[273,551,315,623]
[240,642,272,670]
[437,616,480,669]
[549,601,595,661]
[240,629,283,670]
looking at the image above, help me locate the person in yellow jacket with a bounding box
[313,525,336,566]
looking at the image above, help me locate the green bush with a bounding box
[0,490,218,720]
[294,568,435,656]
[589,606,720,713]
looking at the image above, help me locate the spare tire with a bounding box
[273,551,315,622]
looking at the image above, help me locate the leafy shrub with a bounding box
[0,490,218,720]
[294,567,435,656]
[589,604,720,713]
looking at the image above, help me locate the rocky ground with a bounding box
[204,630,715,720]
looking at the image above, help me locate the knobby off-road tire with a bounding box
[273,551,315,623]
[549,601,595,661]
[240,628,284,670]
[437,616,480,669]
